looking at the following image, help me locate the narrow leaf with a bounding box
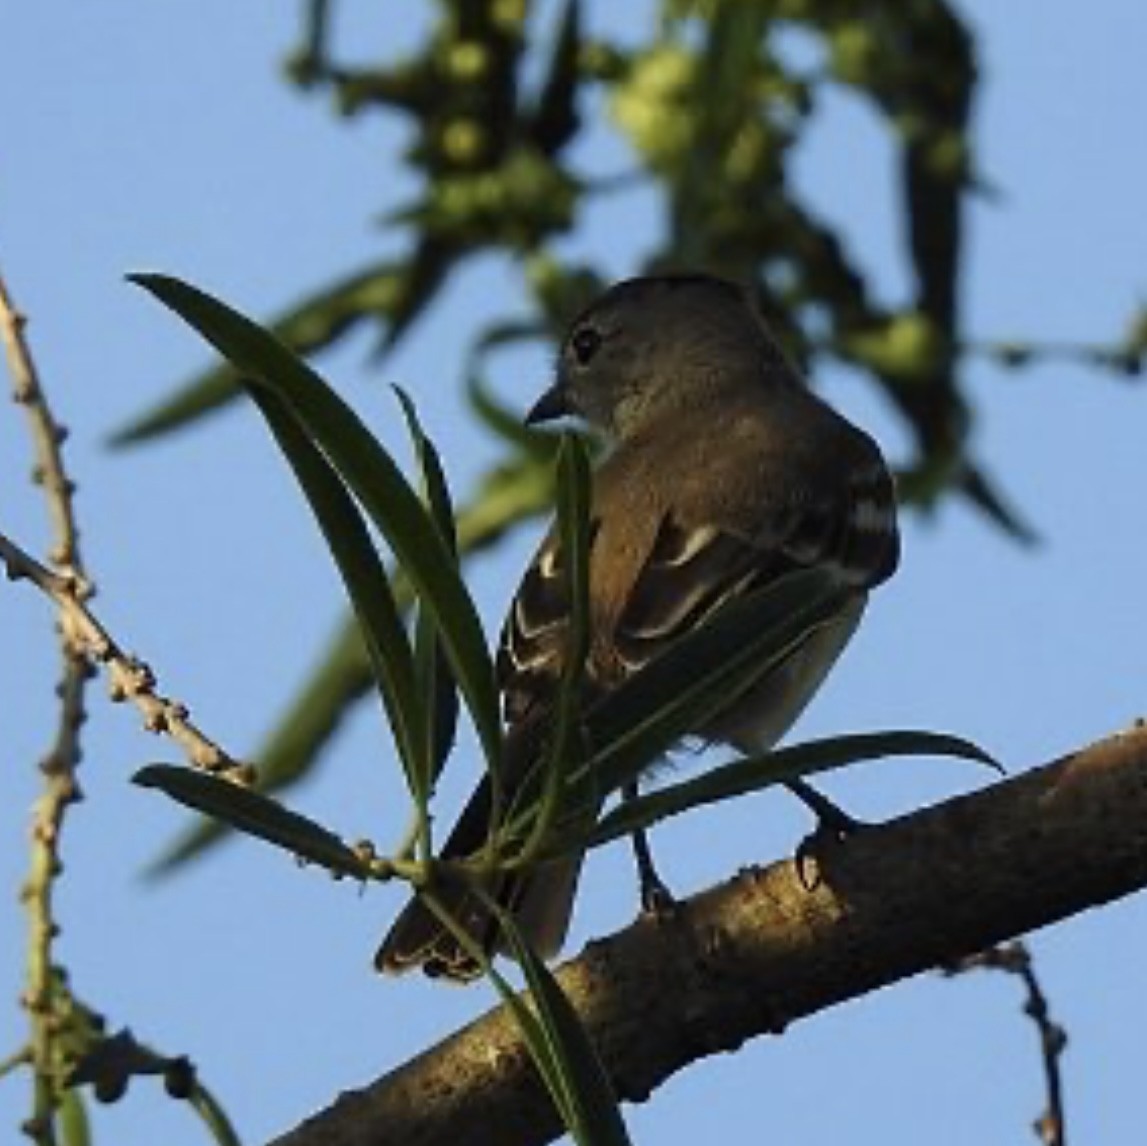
[187,1081,244,1146]
[527,0,582,154]
[417,894,559,1091]
[517,434,594,860]
[960,462,1040,546]
[152,447,559,875]
[134,765,370,878]
[393,386,457,555]
[499,569,848,847]
[586,730,999,849]
[584,569,849,796]
[495,908,632,1146]
[130,273,502,770]
[395,387,461,792]
[426,889,631,1146]
[147,616,372,875]
[249,387,427,795]
[372,235,459,356]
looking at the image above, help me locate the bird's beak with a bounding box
[525,382,571,426]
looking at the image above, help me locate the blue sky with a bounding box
[2,4,1145,1144]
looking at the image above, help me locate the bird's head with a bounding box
[526,273,783,441]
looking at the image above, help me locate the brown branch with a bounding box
[268,723,1147,1146]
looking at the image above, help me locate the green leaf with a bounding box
[583,568,849,798]
[130,273,503,770]
[548,434,593,763]
[393,386,457,556]
[108,367,241,449]
[134,765,371,878]
[249,386,428,797]
[586,730,999,849]
[395,387,461,794]
[187,1081,244,1146]
[499,569,849,848]
[960,462,1040,547]
[146,616,372,875]
[494,908,631,1146]
[424,889,630,1146]
[516,434,594,861]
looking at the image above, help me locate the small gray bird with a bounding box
[376,273,900,980]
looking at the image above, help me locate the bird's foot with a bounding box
[639,871,679,921]
[791,788,869,891]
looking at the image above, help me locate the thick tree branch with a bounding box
[271,724,1147,1146]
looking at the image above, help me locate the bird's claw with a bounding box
[794,807,869,891]
[640,873,678,921]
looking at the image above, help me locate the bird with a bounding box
[376,272,900,980]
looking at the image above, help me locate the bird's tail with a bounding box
[374,851,586,981]
[374,758,592,981]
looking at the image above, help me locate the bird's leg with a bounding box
[786,778,867,890]
[623,781,676,917]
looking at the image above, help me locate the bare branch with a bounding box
[947,942,1068,1146]
[268,723,1147,1146]
[0,528,251,780]
[2,265,93,1144]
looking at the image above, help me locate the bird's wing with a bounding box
[498,450,898,715]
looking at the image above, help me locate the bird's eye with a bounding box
[569,325,602,367]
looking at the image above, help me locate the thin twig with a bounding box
[2,267,251,1145]
[1,266,92,1146]
[809,331,1145,381]
[0,529,251,780]
[962,334,1144,379]
[0,1045,33,1081]
[945,941,1068,1146]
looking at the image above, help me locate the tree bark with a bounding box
[270,724,1147,1146]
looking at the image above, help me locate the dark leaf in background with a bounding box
[112,262,412,446]
[526,0,582,155]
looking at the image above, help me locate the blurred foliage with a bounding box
[6,966,238,1145]
[116,0,1142,869]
